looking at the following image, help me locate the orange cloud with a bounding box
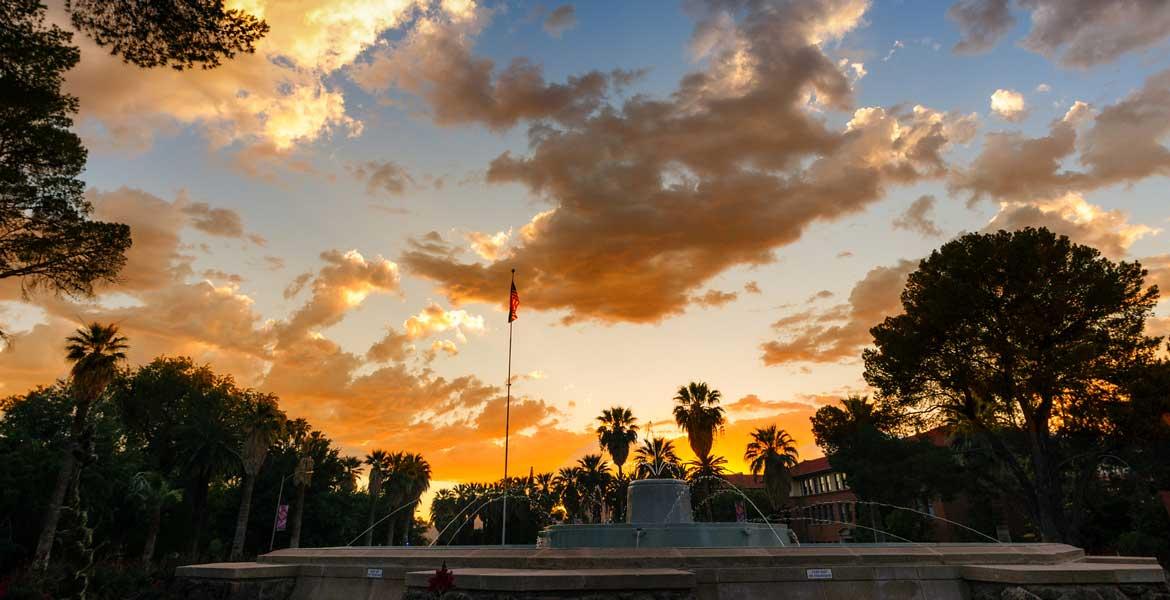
[402,0,976,325]
[761,260,916,365]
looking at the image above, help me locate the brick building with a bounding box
[725,428,1024,544]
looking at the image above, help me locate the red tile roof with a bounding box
[790,456,832,477]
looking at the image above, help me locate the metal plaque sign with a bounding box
[366,568,383,578]
[806,568,833,580]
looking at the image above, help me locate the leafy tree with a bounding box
[128,471,181,567]
[864,228,1161,542]
[811,397,970,542]
[64,0,269,70]
[596,407,638,478]
[1,1,131,320]
[230,393,285,560]
[33,323,127,569]
[633,436,684,479]
[672,382,725,461]
[743,425,799,510]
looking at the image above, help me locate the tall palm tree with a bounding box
[288,453,314,548]
[633,436,684,479]
[129,471,182,568]
[339,456,363,493]
[397,453,431,544]
[34,323,128,569]
[363,450,390,546]
[672,382,726,461]
[596,407,638,478]
[230,393,286,560]
[744,425,800,510]
[382,452,407,545]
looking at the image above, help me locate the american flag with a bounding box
[508,278,519,323]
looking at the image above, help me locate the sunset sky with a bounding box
[3,0,1170,499]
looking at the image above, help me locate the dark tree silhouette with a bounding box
[863,228,1161,543]
[1,0,131,314]
[65,0,269,70]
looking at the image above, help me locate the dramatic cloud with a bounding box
[726,394,820,414]
[744,281,762,294]
[953,69,1170,204]
[892,194,943,237]
[426,339,460,360]
[276,249,401,346]
[990,88,1027,121]
[367,327,413,363]
[403,0,979,324]
[349,161,415,196]
[948,0,1012,54]
[947,0,1170,67]
[465,230,512,261]
[761,260,916,365]
[543,4,577,37]
[403,303,486,340]
[985,193,1157,259]
[350,3,626,131]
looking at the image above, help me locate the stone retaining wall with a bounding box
[969,582,1170,600]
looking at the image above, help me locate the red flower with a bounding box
[427,562,456,594]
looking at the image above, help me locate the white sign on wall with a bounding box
[806,568,833,580]
[366,568,383,578]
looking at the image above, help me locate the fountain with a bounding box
[174,477,1168,600]
[540,478,790,547]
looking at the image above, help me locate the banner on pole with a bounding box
[276,504,289,531]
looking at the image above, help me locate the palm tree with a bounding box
[230,393,286,560]
[34,323,128,569]
[744,425,800,510]
[382,452,407,545]
[672,382,726,461]
[554,466,585,523]
[633,436,684,479]
[686,452,729,521]
[596,407,638,478]
[686,453,729,481]
[129,471,182,568]
[397,453,431,544]
[363,450,390,546]
[576,454,612,523]
[288,453,314,548]
[339,456,363,493]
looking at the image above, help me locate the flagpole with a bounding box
[502,269,515,546]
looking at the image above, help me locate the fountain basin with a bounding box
[540,521,790,548]
[540,478,790,548]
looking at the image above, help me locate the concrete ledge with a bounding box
[1082,555,1162,565]
[404,568,696,591]
[174,562,299,580]
[961,563,1167,585]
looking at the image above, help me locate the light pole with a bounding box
[269,473,293,551]
[269,464,313,552]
